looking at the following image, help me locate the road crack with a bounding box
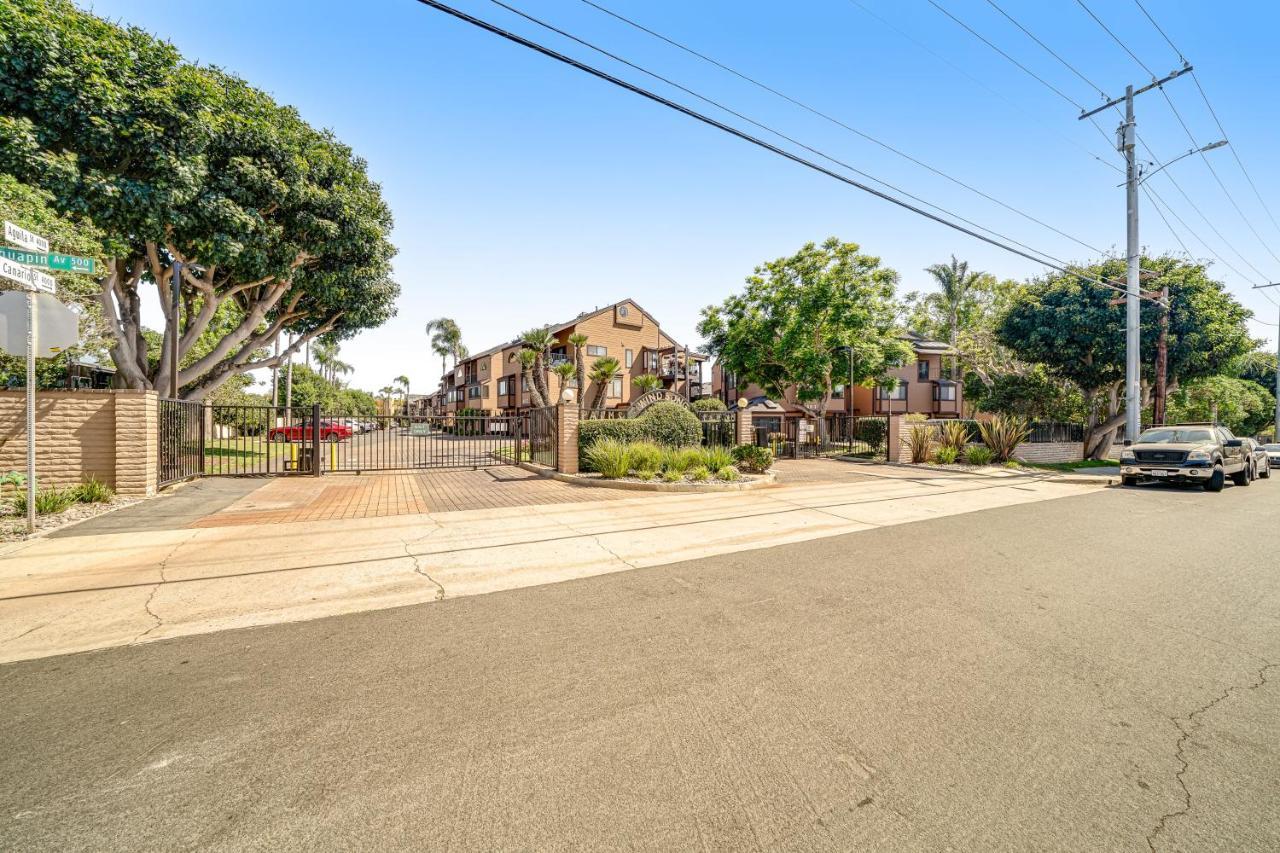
[402,537,445,601]
[1146,661,1276,851]
[132,533,197,644]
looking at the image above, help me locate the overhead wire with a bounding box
[411,0,1156,302]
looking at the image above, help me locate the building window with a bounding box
[917,360,930,380]
[625,348,634,368]
[468,385,482,399]
[935,383,957,401]
[876,383,908,401]
[832,384,845,399]
[587,345,607,357]
[497,378,508,396]
[609,378,623,398]
[522,377,529,391]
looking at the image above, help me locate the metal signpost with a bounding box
[1,221,82,533]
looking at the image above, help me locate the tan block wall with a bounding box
[556,403,579,474]
[736,409,754,446]
[1012,442,1086,464]
[113,391,158,496]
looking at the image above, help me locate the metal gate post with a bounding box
[312,403,322,476]
[514,412,523,465]
[199,401,208,475]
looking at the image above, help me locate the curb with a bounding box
[517,462,776,493]
[1044,473,1119,486]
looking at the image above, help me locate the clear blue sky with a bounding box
[88,0,1280,395]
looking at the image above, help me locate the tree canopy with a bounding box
[698,237,911,422]
[0,0,398,399]
[997,256,1253,456]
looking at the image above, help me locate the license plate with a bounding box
[1150,469,1169,477]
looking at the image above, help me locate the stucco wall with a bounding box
[0,390,157,496]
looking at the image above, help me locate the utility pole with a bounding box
[1080,64,1195,443]
[1255,283,1280,439]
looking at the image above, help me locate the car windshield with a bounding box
[1136,428,1214,444]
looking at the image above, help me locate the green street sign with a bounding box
[0,246,96,274]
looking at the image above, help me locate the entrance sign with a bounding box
[0,257,56,293]
[0,246,95,274]
[626,388,691,417]
[0,291,80,356]
[408,422,432,437]
[4,221,48,253]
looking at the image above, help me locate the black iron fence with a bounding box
[756,414,889,460]
[526,406,558,468]
[203,403,320,476]
[923,418,1085,444]
[320,411,519,472]
[697,411,735,447]
[157,398,205,486]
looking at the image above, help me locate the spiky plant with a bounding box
[551,361,577,403]
[632,373,662,395]
[517,349,545,408]
[521,327,556,409]
[567,332,589,396]
[587,356,622,412]
[978,415,1030,462]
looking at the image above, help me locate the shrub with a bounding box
[937,420,971,453]
[660,469,683,483]
[965,445,994,465]
[731,444,774,473]
[904,413,928,423]
[854,418,888,453]
[627,441,664,474]
[701,445,735,471]
[904,424,936,464]
[661,446,703,475]
[690,397,727,412]
[978,414,1031,462]
[716,466,741,482]
[578,418,644,454]
[583,438,631,478]
[687,465,710,482]
[639,402,703,447]
[11,486,78,516]
[73,478,114,504]
[934,445,959,465]
[633,469,655,481]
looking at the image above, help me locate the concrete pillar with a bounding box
[886,415,905,464]
[735,406,753,446]
[556,401,579,474]
[113,390,159,496]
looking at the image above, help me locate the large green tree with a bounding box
[0,0,398,399]
[698,238,912,427]
[1167,375,1274,437]
[998,256,1253,458]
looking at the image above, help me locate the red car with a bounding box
[268,420,352,443]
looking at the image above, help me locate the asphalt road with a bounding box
[2,479,1277,851]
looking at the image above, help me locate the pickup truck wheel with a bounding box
[1231,466,1250,487]
[1203,466,1225,492]
[1121,475,1139,487]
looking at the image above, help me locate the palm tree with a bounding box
[379,385,396,416]
[330,358,353,386]
[394,374,410,415]
[520,327,556,410]
[567,332,589,398]
[517,349,546,408]
[587,356,622,412]
[924,255,983,352]
[551,361,577,403]
[312,339,337,383]
[633,373,662,395]
[425,318,465,378]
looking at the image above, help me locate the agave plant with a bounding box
[978,415,1031,462]
[904,423,937,464]
[938,419,971,452]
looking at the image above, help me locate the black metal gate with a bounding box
[757,414,889,461]
[159,403,530,486]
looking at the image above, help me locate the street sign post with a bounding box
[0,291,80,356]
[4,221,49,254]
[0,246,96,274]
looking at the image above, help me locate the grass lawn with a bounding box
[1025,458,1119,473]
[203,438,292,471]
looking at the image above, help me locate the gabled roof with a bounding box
[902,330,956,355]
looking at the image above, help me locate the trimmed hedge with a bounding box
[579,418,645,450]
[690,397,727,412]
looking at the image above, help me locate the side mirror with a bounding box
[1225,439,1243,448]
[1123,439,1133,447]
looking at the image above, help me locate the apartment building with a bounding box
[711,332,962,425]
[433,299,707,415]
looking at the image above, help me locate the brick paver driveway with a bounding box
[192,468,629,527]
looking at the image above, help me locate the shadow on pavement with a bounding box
[49,478,269,538]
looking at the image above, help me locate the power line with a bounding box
[1130,0,1280,245]
[1074,0,1280,271]
[575,0,1110,257]
[983,0,1107,100]
[412,0,1155,303]
[842,0,1120,174]
[485,0,1072,266]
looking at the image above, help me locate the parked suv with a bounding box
[1119,423,1248,492]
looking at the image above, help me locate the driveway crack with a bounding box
[1146,661,1276,851]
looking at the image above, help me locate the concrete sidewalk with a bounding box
[0,466,1102,663]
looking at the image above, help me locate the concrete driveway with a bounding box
[0,463,1100,662]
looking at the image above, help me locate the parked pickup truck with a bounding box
[1119,423,1249,492]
